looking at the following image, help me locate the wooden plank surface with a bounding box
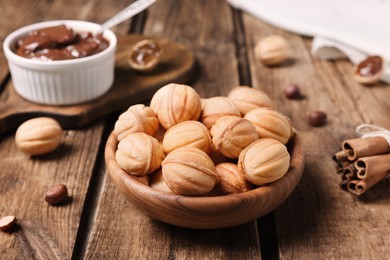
[0,0,131,258]
[84,1,262,259]
[242,10,390,260]
[1,0,390,259]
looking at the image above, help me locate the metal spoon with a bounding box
[97,0,156,34]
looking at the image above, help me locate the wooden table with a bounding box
[1,1,390,259]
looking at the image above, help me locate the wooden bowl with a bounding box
[105,133,304,229]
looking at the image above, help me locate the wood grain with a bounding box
[84,0,263,259]
[242,10,390,260]
[0,34,194,134]
[0,0,132,258]
[0,0,54,83]
[2,0,390,259]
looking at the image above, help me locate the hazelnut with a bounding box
[149,170,172,193]
[254,35,290,66]
[150,83,202,130]
[238,138,290,186]
[116,133,165,177]
[162,121,212,154]
[210,116,259,158]
[45,184,69,205]
[162,147,218,196]
[213,163,252,195]
[244,107,292,145]
[201,96,241,129]
[114,104,159,141]
[283,84,302,99]
[0,216,16,232]
[227,86,273,115]
[354,55,384,85]
[128,39,161,72]
[308,110,327,127]
[15,117,63,155]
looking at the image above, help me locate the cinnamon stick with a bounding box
[332,150,353,172]
[343,164,357,181]
[345,154,390,195]
[347,180,361,195]
[342,136,390,161]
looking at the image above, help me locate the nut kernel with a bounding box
[0,216,16,232]
[45,184,68,205]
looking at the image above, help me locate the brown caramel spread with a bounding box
[16,25,109,61]
[357,55,383,77]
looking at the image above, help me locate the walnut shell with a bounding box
[150,83,202,129]
[15,117,63,155]
[213,163,252,195]
[227,86,273,115]
[210,116,258,158]
[162,121,212,154]
[245,107,292,145]
[238,138,290,186]
[254,35,290,66]
[162,147,218,196]
[149,170,172,193]
[201,96,241,129]
[116,132,165,177]
[114,104,159,141]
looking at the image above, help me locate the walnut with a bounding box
[238,138,290,186]
[210,116,258,159]
[114,104,159,141]
[227,86,273,115]
[15,117,63,155]
[116,132,165,177]
[213,163,252,195]
[244,107,292,145]
[150,83,202,129]
[162,147,218,196]
[162,121,212,154]
[201,96,241,129]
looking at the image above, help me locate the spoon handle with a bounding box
[98,0,157,33]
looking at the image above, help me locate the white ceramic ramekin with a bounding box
[3,20,117,105]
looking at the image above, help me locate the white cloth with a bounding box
[356,124,390,146]
[227,0,390,83]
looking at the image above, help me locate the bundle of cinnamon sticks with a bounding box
[333,136,390,195]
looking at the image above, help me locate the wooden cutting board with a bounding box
[0,34,195,134]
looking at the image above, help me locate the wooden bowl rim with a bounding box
[105,131,304,210]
